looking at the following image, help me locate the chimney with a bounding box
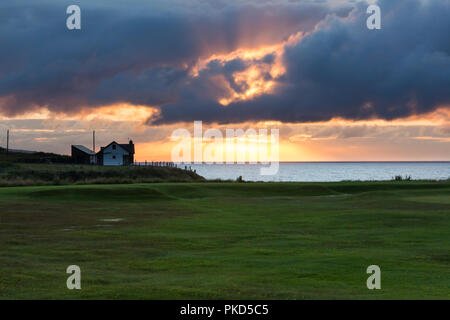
[129,140,134,154]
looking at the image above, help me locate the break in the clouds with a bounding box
[0,0,340,113]
[156,0,450,124]
[0,0,449,124]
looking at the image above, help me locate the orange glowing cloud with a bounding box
[0,103,157,123]
[191,33,303,106]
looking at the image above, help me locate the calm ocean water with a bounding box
[183,162,450,182]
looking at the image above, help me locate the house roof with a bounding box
[119,143,135,154]
[97,141,135,155]
[72,145,96,155]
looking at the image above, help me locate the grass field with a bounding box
[0,181,449,299]
[0,163,204,186]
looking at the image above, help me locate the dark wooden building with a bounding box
[71,145,97,164]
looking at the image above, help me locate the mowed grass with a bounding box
[0,181,449,299]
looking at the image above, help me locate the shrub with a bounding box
[393,175,412,181]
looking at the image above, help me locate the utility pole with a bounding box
[6,129,9,155]
[93,130,95,152]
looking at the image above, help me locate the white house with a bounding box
[97,140,135,166]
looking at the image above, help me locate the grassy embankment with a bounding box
[0,181,449,299]
[0,147,204,185]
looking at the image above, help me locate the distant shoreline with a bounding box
[166,161,450,164]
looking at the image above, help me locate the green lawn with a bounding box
[0,181,449,299]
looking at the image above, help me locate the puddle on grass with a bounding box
[319,194,351,198]
[60,226,77,232]
[100,218,124,222]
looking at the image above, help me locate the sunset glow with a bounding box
[0,0,448,162]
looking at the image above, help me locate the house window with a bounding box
[112,144,116,150]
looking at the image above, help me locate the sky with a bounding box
[0,0,449,161]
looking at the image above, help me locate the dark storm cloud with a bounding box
[2,0,448,125]
[0,0,338,115]
[155,0,450,124]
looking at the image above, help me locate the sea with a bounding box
[180,162,450,182]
